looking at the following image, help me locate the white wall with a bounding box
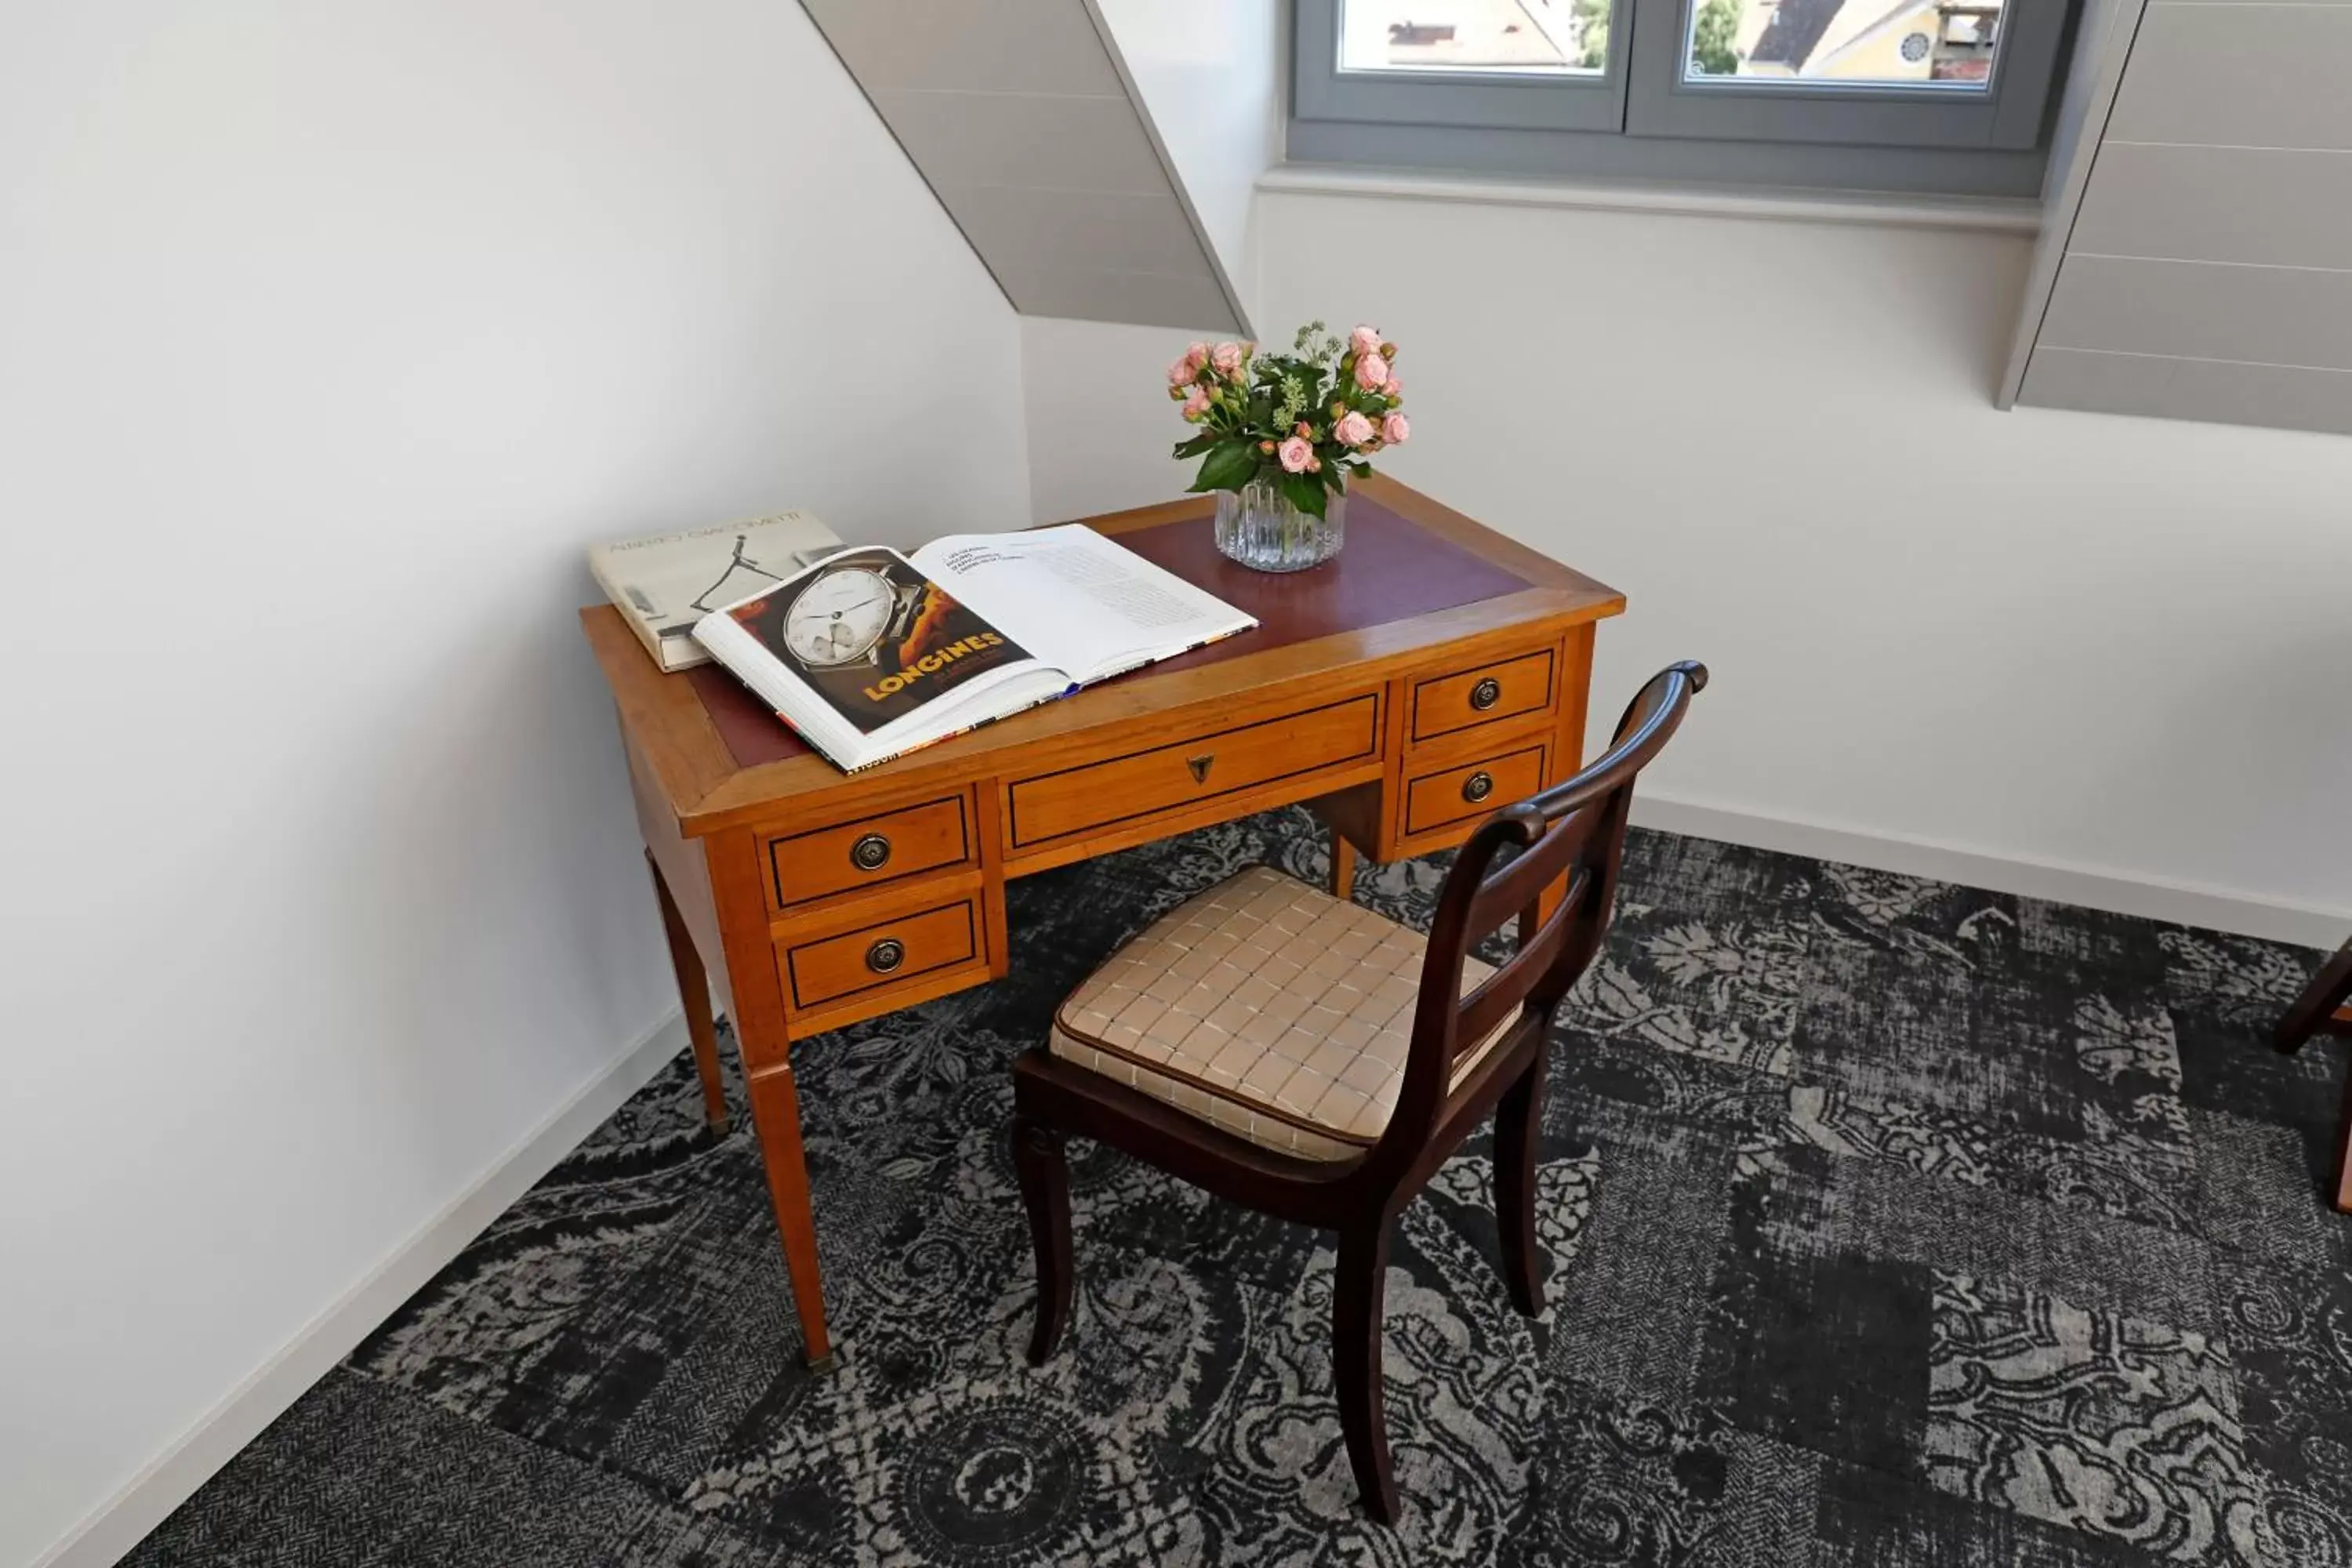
[1023,186,2352,942]
[0,5,1029,1565]
[1089,0,1284,331]
[1024,315,1243,524]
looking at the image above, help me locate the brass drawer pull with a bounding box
[1462,771,1494,804]
[1469,677,1502,711]
[849,833,892,872]
[1186,753,1214,783]
[866,938,906,975]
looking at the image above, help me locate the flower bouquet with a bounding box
[1167,321,1409,572]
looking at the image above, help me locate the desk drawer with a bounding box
[1403,741,1548,837]
[782,895,981,1011]
[1410,646,1556,745]
[767,794,973,910]
[1009,695,1380,849]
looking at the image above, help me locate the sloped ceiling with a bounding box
[801,0,1247,334]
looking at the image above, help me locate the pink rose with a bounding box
[1277,435,1314,474]
[1354,352,1391,392]
[1210,341,1245,378]
[1334,410,1375,447]
[1382,412,1410,445]
[1349,325,1383,358]
[1167,355,1195,387]
[1182,386,1211,419]
[1385,374,1402,397]
[1185,341,1210,370]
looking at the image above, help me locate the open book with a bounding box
[691,525,1257,772]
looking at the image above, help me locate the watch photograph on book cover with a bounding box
[723,548,1032,735]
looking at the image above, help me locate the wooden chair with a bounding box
[1008,662,1706,1523]
[2274,936,2352,1212]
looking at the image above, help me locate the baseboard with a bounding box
[33,1009,691,1568]
[1632,792,2349,953]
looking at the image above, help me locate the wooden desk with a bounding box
[582,477,1624,1366]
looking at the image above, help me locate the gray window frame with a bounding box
[1291,0,2079,194]
[1624,0,2071,148]
[1294,0,1630,132]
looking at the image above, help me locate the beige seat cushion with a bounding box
[1047,866,1510,1161]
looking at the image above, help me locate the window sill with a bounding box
[1257,163,2042,238]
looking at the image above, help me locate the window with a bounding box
[1338,0,1595,74]
[1292,0,2077,196]
[1676,0,2002,87]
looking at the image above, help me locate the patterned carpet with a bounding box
[128,809,2352,1566]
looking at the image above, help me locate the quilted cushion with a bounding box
[1047,866,1510,1161]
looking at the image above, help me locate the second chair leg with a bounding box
[1012,1116,1075,1365]
[2275,938,2352,1054]
[1333,1220,1400,1525]
[1494,1045,1547,1319]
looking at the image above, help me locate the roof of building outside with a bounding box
[1748,0,1849,67]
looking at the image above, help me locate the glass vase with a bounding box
[1213,480,1346,573]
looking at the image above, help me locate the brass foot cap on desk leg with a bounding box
[805,1351,838,1374]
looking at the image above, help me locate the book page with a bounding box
[912,525,1255,682]
[700,547,1052,747]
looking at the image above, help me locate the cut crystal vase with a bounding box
[1212,479,1347,573]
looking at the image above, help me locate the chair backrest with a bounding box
[1374,662,1707,1165]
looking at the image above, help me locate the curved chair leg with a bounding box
[2275,938,2352,1054]
[1494,1045,1546,1319]
[1012,1116,1074,1365]
[1333,1220,1399,1524]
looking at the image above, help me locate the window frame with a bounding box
[1623,0,2072,149]
[1291,0,2079,192]
[1293,0,1631,132]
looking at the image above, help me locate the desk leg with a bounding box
[699,828,837,1370]
[1329,829,1359,902]
[1540,622,1599,927]
[746,1058,834,1368]
[648,854,731,1134]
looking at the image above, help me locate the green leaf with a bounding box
[1189,439,1261,494]
[1280,471,1327,517]
[1348,460,1374,478]
[1171,431,1220,459]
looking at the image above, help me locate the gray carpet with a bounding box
[127,808,2352,1566]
